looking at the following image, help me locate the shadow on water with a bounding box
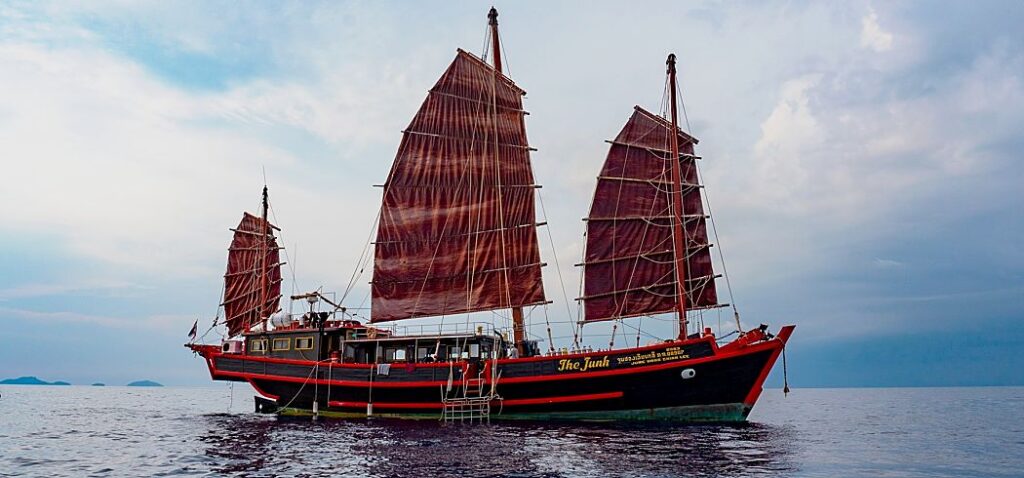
[196,414,797,477]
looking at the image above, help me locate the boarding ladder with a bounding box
[441,363,494,424]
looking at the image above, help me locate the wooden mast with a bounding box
[488,7,503,74]
[259,185,269,332]
[667,54,689,340]
[488,7,525,352]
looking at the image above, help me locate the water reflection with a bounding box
[197,415,797,477]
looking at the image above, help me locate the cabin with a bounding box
[232,312,539,364]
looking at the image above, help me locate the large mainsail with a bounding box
[580,106,719,322]
[370,49,546,323]
[222,212,282,336]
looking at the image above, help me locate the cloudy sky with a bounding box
[0,1,1020,387]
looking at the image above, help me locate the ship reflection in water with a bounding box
[199,415,795,477]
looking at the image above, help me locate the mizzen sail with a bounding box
[222,212,282,336]
[370,50,546,323]
[580,106,719,322]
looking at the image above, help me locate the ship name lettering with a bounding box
[557,356,611,372]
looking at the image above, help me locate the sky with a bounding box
[0,1,1021,387]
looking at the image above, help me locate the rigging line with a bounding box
[542,303,556,353]
[695,163,741,332]
[675,75,693,137]
[340,209,379,304]
[598,113,668,327]
[460,56,498,332]
[537,189,577,349]
[268,202,299,301]
[485,42,517,324]
[274,358,329,413]
[617,317,663,343]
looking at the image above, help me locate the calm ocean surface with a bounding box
[0,386,1021,477]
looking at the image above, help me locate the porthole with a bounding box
[681,368,696,380]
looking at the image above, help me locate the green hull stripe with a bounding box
[277,403,751,423]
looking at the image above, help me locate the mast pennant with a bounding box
[370,50,546,322]
[222,213,282,336]
[579,107,719,322]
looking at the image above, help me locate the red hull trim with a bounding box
[325,391,623,410]
[501,391,623,406]
[742,325,795,406]
[211,337,781,389]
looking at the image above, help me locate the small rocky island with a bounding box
[0,376,71,386]
[126,380,163,387]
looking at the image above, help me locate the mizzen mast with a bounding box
[666,54,689,340]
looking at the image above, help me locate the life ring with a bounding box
[367,328,378,339]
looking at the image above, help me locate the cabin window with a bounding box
[417,347,429,360]
[384,347,397,362]
[394,349,407,361]
[469,343,480,358]
[448,345,462,360]
[249,339,268,353]
[295,337,314,350]
[272,338,290,351]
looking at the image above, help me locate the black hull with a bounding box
[256,349,771,421]
[193,326,793,422]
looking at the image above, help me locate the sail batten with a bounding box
[223,212,282,336]
[581,107,719,323]
[371,50,545,323]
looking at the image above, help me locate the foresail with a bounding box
[370,50,546,322]
[580,107,719,322]
[223,213,282,336]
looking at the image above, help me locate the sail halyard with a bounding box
[370,21,546,323]
[487,6,527,352]
[579,58,722,328]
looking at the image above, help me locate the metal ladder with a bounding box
[442,375,492,424]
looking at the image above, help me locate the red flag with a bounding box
[187,319,198,341]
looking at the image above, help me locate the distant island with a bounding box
[91,383,105,386]
[0,376,71,386]
[126,380,163,387]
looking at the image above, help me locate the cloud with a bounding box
[0,1,1021,352]
[860,6,893,52]
[0,306,190,332]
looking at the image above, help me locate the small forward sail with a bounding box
[580,106,719,322]
[222,212,282,336]
[370,49,546,323]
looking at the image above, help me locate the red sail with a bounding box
[371,49,546,322]
[222,213,282,336]
[580,106,719,322]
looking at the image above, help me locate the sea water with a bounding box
[0,386,1021,477]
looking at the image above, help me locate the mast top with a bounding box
[666,53,676,74]
[487,7,503,73]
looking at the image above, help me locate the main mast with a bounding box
[488,7,526,353]
[667,54,689,340]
